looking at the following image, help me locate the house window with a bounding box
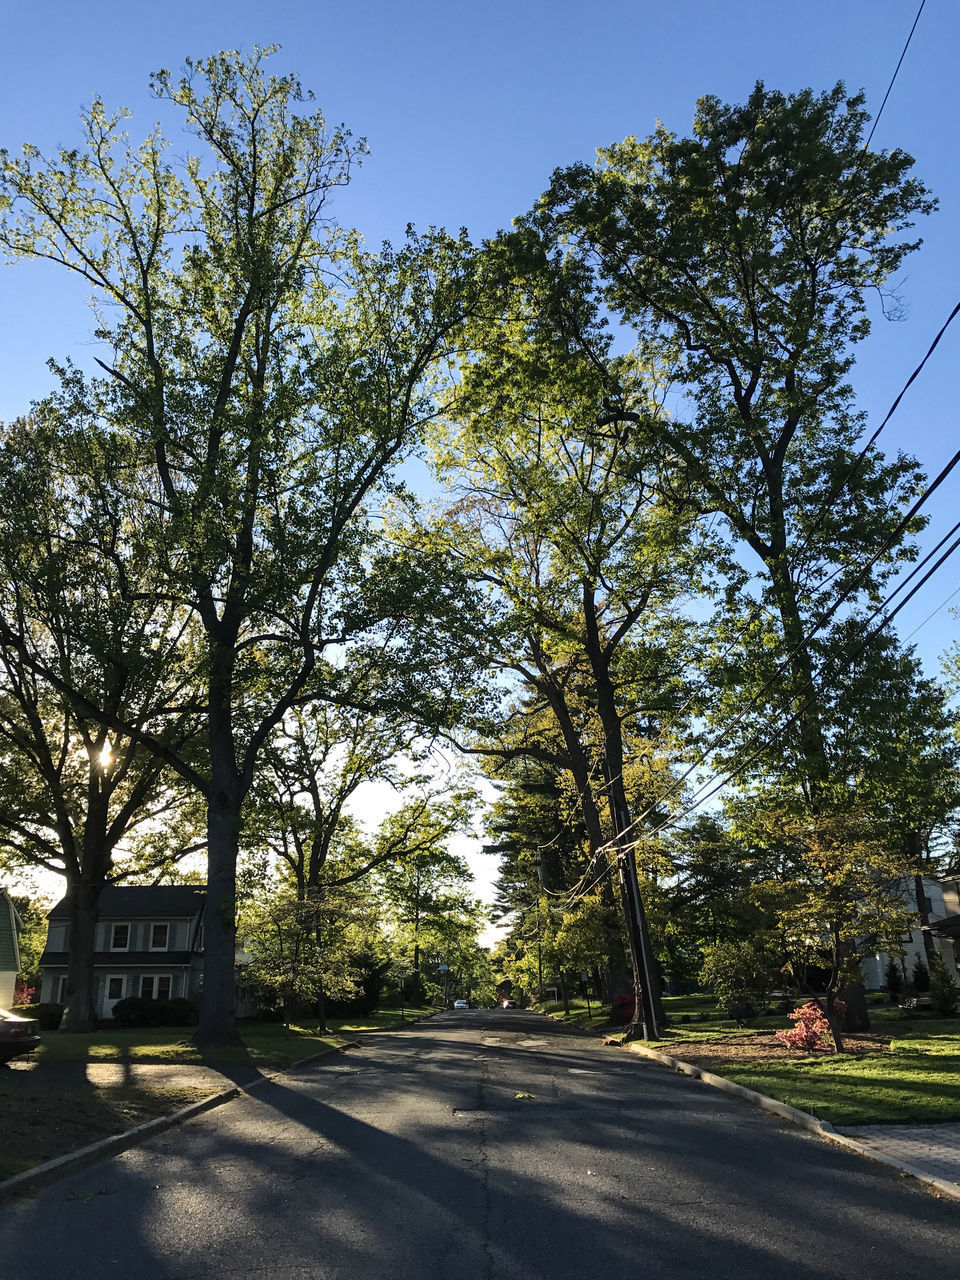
[150,923,169,951]
[110,923,130,951]
[140,975,172,1001]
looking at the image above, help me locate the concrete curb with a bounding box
[624,1040,960,1203]
[0,1040,359,1202]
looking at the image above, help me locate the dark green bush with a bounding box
[16,1002,64,1029]
[928,952,959,1017]
[152,997,199,1026]
[699,942,772,1026]
[111,996,154,1027]
[111,995,198,1027]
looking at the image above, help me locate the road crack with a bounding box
[478,1043,493,1280]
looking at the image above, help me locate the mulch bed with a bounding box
[665,1030,894,1070]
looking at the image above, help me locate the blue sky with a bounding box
[2,1,957,914]
[3,3,958,681]
[1,2,958,662]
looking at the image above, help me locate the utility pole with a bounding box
[604,771,659,1041]
[536,866,545,1003]
[615,843,659,1040]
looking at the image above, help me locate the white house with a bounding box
[39,884,207,1019]
[860,875,960,990]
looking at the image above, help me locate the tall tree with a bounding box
[528,82,933,801]
[244,701,431,904]
[0,415,202,1030]
[431,255,703,1034]
[377,793,476,990]
[522,83,940,1043]
[0,49,476,1044]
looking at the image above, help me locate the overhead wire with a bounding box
[531,434,960,905]
[496,0,940,910]
[863,0,928,151]
[634,499,960,849]
[585,437,960,861]
[901,585,960,646]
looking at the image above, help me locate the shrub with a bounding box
[111,995,199,1027]
[610,992,635,1025]
[928,952,959,1017]
[775,1000,846,1051]
[699,942,771,1026]
[111,996,155,1027]
[152,997,199,1027]
[912,956,930,992]
[884,959,902,998]
[15,1002,63,1029]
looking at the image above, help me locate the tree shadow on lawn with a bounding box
[720,1057,960,1124]
[0,1053,207,1178]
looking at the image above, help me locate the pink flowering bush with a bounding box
[12,979,35,1005]
[775,999,846,1051]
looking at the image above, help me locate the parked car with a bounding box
[453,999,469,1010]
[0,1008,41,1064]
[501,999,516,1009]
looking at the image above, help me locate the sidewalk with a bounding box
[836,1123,960,1186]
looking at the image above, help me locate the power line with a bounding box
[794,297,960,587]
[902,584,960,645]
[864,0,928,151]
[587,439,960,863]
[640,512,960,848]
[507,430,960,907]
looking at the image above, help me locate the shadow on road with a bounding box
[2,1010,959,1279]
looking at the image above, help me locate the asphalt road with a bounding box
[1,1008,958,1279]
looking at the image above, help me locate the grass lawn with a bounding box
[0,1074,216,1182]
[623,994,792,1044]
[537,998,611,1031]
[325,1004,437,1035]
[714,1028,960,1125]
[28,1022,349,1069]
[537,992,789,1037]
[646,1004,960,1125]
[21,1005,438,1070]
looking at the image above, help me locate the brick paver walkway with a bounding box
[838,1123,960,1185]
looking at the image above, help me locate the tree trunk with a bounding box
[838,980,870,1033]
[59,877,103,1033]
[825,990,845,1053]
[196,780,242,1047]
[60,779,113,1033]
[763,545,831,803]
